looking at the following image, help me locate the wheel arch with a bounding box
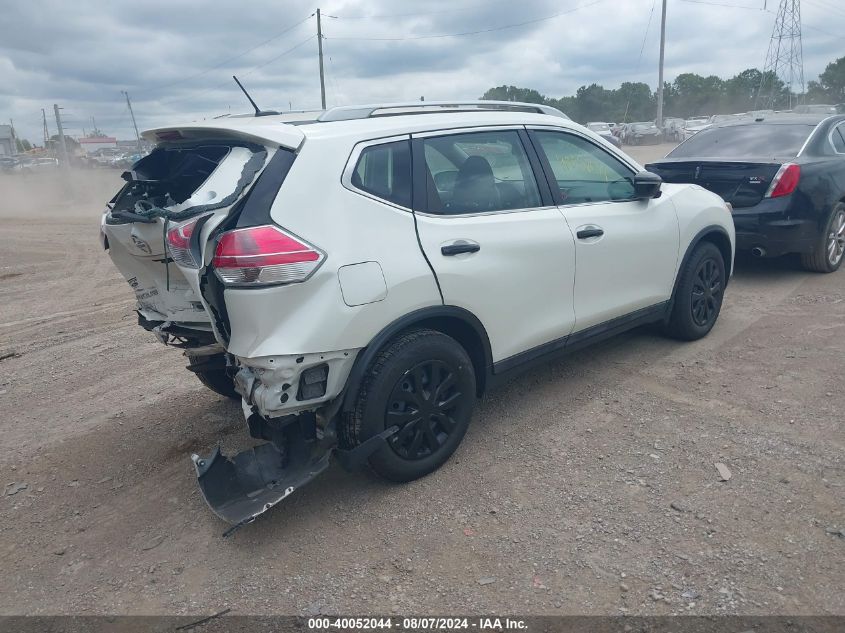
[340,306,493,413]
[670,225,733,310]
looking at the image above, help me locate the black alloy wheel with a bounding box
[663,241,726,341]
[386,360,463,461]
[341,329,476,482]
[690,257,723,327]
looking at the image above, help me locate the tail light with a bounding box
[166,216,205,268]
[212,225,324,286]
[766,163,800,198]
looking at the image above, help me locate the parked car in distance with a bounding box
[18,157,60,172]
[101,100,735,527]
[747,109,775,120]
[662,117,686,142]
[586,121,622,147]
[0,156,20,173]
[793,104,838,115]
[683,117,711,140]
[646,113,845,272]
[624,121,663,145]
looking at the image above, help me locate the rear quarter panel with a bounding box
[794,158,845,228]
[223,136,442,359]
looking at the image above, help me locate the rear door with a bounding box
[411,127,576,365]
[528,128,679,331]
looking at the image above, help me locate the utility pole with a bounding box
[53,104,69,168]
[656,0,667,129]
[122,90,143,155]
[9,119,17,154]
[42,108,50,149]
[316,8,326,109]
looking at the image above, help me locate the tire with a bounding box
[187,354,239,399]
[341,329,476,483]
[800,202,845,273]
[663,241,726,341]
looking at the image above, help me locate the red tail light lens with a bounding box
[212,225,324,286]
[166,216,205,268]
[766,163,800,198]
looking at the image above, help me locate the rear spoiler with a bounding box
[142,120,305,151]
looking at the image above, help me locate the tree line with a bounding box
[481,55,845,124]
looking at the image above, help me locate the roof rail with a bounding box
[318,100,570,122]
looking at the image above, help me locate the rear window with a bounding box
[669,124,814,158]
[351,140,411,208]
[110,142,267,222]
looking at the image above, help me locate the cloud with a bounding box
[1,0,842,143]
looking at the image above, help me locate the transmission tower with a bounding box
[757,0,804,109]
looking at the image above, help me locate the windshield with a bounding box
[633,123,654,130]
[588,123,610,132]
[669,123,815,158]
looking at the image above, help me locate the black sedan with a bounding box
[646,114,845,272]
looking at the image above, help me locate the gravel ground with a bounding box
[0,145,842,616]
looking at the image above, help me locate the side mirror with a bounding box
[633,170,662,199]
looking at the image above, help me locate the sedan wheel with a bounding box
[826,208,845,267]
[801,202,845,273]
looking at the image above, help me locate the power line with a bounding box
[622,0,657,123]
[803,0,845,17]
[802,0,845,22]
[329,1,511,20]
[325,0,608,41]
[138,13,314,95]
[157,34,317,107]
[679,0,763,9]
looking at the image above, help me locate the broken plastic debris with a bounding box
[714,462,732,481]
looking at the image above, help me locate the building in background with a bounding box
[78,135,117,154]
[0,125,14,156]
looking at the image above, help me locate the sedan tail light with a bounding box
[212,225,324,286]
[766,163,800,198]
[166,216,205,268]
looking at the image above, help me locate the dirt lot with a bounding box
[0,144,843,616]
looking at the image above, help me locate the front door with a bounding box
[528,128,680,331]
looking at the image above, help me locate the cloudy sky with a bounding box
[1,0,843,144]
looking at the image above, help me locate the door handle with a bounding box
[441,242,480,256]
[576,227,604,239]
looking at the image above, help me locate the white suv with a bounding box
[101,101,735,529]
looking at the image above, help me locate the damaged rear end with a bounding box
[102,122,302,360]
[102,122,357,528]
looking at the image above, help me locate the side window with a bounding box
[420,130,541,215]
[831,125,845,154]
[351,140,411,208]
[531,131,636,204]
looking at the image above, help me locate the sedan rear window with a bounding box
[669,124,815,159]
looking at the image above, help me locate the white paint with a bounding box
[337,261,387,307]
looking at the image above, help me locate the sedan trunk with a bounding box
[646,160,782,208]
